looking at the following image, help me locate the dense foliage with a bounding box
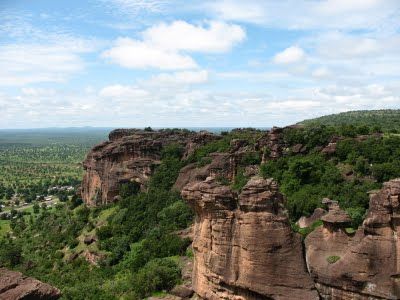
[298,109,400,133]
[0,140,193,299]
[261,125,400,227]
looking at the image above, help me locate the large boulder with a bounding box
[305,179,400,300]
[0,268,61,300]
[182,176,318,300]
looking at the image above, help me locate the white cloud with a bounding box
[142,20,245,53]
[273,46,305,64]
[144,70,209,86]
[104,0,167,15]
[0,42,90,86]
[102,38,198,70]
[103,20,245,70]
[207,0,399,30]
[99,84,149,98]
[311,67,331,79]
[0,13,101,86]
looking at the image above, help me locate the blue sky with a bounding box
[0,0,399,128]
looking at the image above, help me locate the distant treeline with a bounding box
[298,109,400,133]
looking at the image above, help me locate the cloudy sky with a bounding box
[0,0,399,128]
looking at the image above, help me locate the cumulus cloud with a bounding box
[103,20,245,70]
[273,46,305,64]
[102,38,198,70]
[1,79,399,128]
[142,21,245,53]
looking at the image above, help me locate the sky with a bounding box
[0,0,399,128]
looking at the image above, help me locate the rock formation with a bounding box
[305,179,400,300]
[81,129,219,206]
[81,127,400,299]
[182,176,318,300]
[297,207,326,228]
[0,268,61,299]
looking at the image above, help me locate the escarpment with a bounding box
[81,127,400,299]
[81,129,219,206]
[181,176,319,300]
[0,268,61,300]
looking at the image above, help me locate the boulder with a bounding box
[0,268,61,300]
[297,207,326,228]
[170,285,194,298]
[83,235,96,245]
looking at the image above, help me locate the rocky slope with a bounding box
[0,268,61,300]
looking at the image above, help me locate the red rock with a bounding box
[0,268,61,300]
[81,129,218,206]
[305,179,400,300]
[297,207,326,228]
[182,176,318,300]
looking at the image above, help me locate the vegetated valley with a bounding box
[1,110,400,299]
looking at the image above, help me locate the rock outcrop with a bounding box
[297,207,326,228]
[0,268,61,300]
[305,179,400,300]
[81,129,219,206]
[182,176,318,300]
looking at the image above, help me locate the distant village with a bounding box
[0,185,75,219]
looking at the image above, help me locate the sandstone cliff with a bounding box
[305,179,400,300]
[81,127,400,299]
[81,129,219,206]
[0,268,61,300]
[182,176,319,300]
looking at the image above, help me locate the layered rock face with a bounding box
[0,268,61,299]
[305,179,400,300]
[182,176,318,300]
[81,129,219,206]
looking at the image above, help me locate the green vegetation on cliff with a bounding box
[261,125,400,226]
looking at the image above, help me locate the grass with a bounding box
[150,291,169,298]
[345,227,356,234]
[327,255,341,264]
[0,219,10,237]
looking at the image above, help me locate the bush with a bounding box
[119,181,140,198]
[326,255,340,264]
[0,241,22,267]
[231,168,249,191]
[132,258,181,298]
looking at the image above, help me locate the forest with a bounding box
[1,112,400,299]
[0,129,109,207]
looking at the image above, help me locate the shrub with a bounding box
[132,258,181,298]
[119,181,140,198]
[326,255,340,264]
[231,169,249,191]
